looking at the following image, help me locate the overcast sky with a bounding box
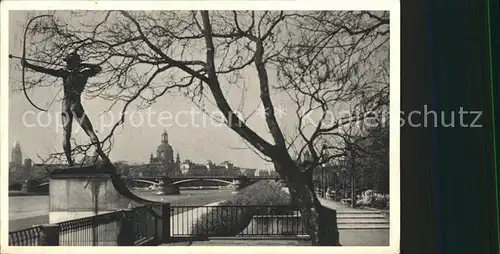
[7,10,304,170]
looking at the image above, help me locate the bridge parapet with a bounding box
[34,175,280,190]
[123,176,280,182]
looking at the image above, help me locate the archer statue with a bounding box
[13,52,111,167]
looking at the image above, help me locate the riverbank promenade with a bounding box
[162,198,389,246]
[319,197,389,246]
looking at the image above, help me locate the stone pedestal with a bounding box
[49,165,135,224]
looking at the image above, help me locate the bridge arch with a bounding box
[125,179,161,186]
[171,178,235,185]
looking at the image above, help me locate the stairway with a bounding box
[336,210,389,229]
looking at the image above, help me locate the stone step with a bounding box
[336,210,382,214]
[337,214,386,219]
[338,224,390,230]
[337,217,386,221]
[337,219,389,224]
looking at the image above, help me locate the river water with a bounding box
[9,189,234,231]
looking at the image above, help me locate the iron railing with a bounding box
[9,204,340,245]
[8,205,164,246]
[8,225,43,246]
[58,212,123,246]
[132,205,163,245]
[170,205,307,237]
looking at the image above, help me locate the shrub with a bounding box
[190,200,256,237]
[232,180,293,215]
[372,193,389,209]
[356,190,374,207]
[190,180,292,237]
[233,180,291,204]
[356,189,389,209]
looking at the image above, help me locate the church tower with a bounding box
[176,152,181,165]
[11,141,22,165]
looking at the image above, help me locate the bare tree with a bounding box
[11,10,389,245]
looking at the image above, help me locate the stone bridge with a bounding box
[10,175,280,194]
[121,176,280,186]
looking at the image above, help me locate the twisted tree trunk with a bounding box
[275,160,322,245]
[275,158,340,246]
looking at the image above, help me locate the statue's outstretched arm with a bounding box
[22,60,66,78]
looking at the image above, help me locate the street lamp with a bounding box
[321,164,326,198]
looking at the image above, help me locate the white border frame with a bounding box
[0,1,400,254]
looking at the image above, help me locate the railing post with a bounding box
[154,213,159,245]
[162,203,171,243]
[38,224,60,246]
[118,209,135,246]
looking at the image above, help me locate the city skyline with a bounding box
[8,136,270,172]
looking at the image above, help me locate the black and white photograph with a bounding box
[1,1,399,252]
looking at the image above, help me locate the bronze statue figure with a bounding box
[17,52,110,166]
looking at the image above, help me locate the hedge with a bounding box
[190,180,293,237]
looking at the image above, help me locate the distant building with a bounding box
[11,141,22,165]
[148,129,181,176]
[180,160,207,176]
[12,131,260,181]
[179,160,243,177]
[239,168,257,177]
[257,169,279,177]
[206,160,238,176]
[9,142,33,182]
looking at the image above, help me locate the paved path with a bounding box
[162,238,311,246]
[339,229,389,246]
[317,197,360,211]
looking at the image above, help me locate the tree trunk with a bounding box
[290,178,321,245]
[302,165,341,246]
[275,160,322,245]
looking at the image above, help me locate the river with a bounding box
[9,188,234,232]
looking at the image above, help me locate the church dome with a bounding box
[156,129,173,156]
[152,129,176,166]
[157,143,173,153]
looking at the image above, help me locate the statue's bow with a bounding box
[22,14,54,112]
